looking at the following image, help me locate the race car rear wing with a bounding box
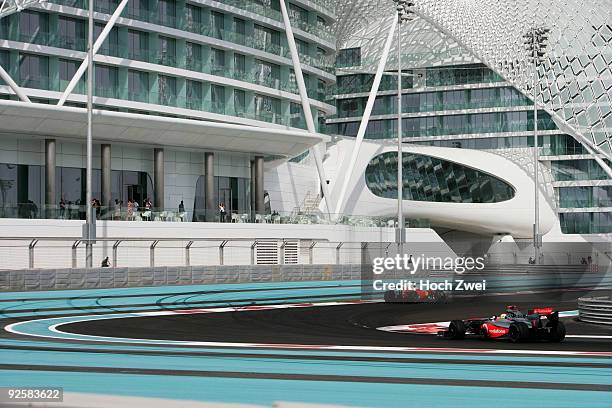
[529,307,554,315]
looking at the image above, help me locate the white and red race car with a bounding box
[439,305,566,342]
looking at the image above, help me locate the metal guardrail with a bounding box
[578,296,612,325]
[0,237,335,269]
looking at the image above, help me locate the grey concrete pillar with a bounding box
[205,152,214,221]
[255,155,264,214]
[101,144,112,209]
[250,159,256,217]
[45,139,56,216]
[154,148,164,209]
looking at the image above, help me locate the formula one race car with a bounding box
[439,305,566,342]
[384,288,447,303]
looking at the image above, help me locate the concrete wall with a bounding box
[0,264,362,292]
[0,218,450,270]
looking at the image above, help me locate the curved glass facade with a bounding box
[365,152,515,203]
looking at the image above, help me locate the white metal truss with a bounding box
[279,0,333,216]
[0,0,46,19]
[58,0,129,106]
[334,16,398,217]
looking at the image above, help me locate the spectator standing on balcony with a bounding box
[101,257,111,267]
[127,200,134,220]
[219,202,226,223]
[178,200,185,221]
[59,197,66,219]
[143,197,152,221]
[113,199,121,220]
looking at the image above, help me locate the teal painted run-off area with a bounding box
[1,280,611,407]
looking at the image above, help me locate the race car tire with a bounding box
[384,291,396,303]
[546,321,566,342]
[448,320,466,339]
[433,291,447,303]
[509,322,530,343]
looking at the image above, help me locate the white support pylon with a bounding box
[279,0,332,217]
[0,64,30,102]
[57,0,129,106]
[333,16,398,217]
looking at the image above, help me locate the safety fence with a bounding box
[578,296,612,325]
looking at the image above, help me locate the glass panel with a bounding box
[365,152,515,203]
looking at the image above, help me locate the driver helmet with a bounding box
[499,313,507,319]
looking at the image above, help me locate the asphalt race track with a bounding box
[1,282,612,407]
[60,291,612,352]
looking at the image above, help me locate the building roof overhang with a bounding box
[0,99,324,157]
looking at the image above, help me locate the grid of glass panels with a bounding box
[365,151,515,203]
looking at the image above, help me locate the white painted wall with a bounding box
[324,139,557,238]
[0,218,451,270]
[264,160,319,213]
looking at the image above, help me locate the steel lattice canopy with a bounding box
[333,0,612,158]
[0,0,46,19]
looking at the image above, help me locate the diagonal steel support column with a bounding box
[279,0,332,217]
[333,16,398,217]
[57,0,129,106]
[0,64,31,102]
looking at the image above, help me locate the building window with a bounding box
[295,38,309,55]
[94,23,119,56]
[127,0,149,21]
[211,11,224,39]
[0,50,8,85]
[254,94,280,123]
[186,80,202,110]
[58,16,86,50]
[128,69,149,102]
[233,18,246,43]
[290,102,303,127]
[127,30,148,61]
[19,53,49,89]
[59,59,81,92]
[19,11,48,44]
[289,3,308,22]
[158,75,177,106]
[254,59,280,88]
[211,48,225,74]
[234,53,246,76]
[234,89,246,116]
[253,24,280,54]
[157,0,176,27]
[158,36,176,66]
[185,42,202,71]
[336,47,361,68]
[184,4,201,33]
[211,84,225,114]
[94,65,118,97]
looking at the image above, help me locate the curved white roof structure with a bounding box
[334,0,612,158]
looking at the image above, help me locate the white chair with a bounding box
[178,212,186,222]
[255,214,264,223]
[241,213,249,223]
[165,211,175,221]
